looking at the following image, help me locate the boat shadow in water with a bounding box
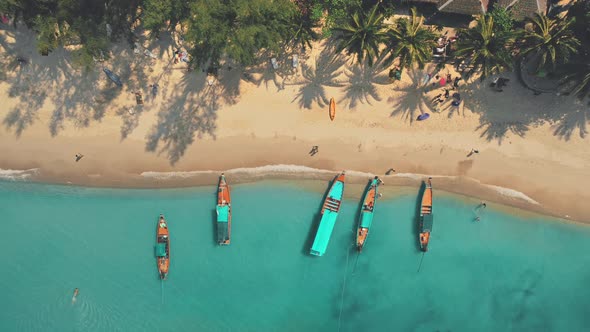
[413,181,426,253]
[301,176,336,256]
[211,209,218,246]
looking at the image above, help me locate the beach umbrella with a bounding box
[103,68,122,87]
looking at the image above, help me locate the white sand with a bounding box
[1,26,589,222]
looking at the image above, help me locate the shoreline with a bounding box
[1,28,589,225]
[0,163,582,224]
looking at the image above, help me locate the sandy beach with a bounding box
[1,26,589,223]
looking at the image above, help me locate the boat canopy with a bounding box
[155,243,167,257]
[216,205,229,222]
[422,214,434,232]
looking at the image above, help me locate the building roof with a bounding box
[404,0,487,15]
[497,0,548,20]
[404,0,547,18]
[437,0,488,15]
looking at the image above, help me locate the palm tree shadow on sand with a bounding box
[145,76,219,165]
[341,54,390,110]
[388,69,432,124]
[287,46,345,109]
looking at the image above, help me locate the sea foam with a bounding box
[0,168,39,181]
[140,165,539,205]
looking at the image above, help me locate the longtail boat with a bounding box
[419,178,433,252]
[216,173,231,245]
[310,172,346,256]
[155,214,170,279]
[356,176,381,252]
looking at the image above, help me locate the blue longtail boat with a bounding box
[310,172,346,256]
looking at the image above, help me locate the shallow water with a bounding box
[0,180,589,332]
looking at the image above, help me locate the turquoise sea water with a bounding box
[1,180,589,332]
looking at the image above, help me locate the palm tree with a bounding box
[385,7,437,70]
[332,5,388,66]
[287,14,319,52]
[454,15,514,80]
[520,14,580,72]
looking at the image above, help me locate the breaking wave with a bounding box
[140,165,538,205]
[0,168,39,181]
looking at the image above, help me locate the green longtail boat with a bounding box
[310,172,346,256]
[356,176,382,252]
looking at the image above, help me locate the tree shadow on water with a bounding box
[342,55,390,110]
[389,69,432,124]
[287,47,345,109]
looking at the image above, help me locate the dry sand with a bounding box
[1,26,589,223]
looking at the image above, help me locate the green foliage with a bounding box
[454,15,515,80]
[317,0,362,35]
[332,5,387,66]
[385,7,437,70]
[142,0,189,37]
[567,0,590,56]
[185,0,298,67]
[520,14,580,72]
[487,4,514,34]
[288,13,320,52]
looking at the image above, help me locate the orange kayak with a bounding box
[419,178,433,251]
[329,98,336,121]
[155,214,170,279]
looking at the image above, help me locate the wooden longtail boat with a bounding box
[310,172,346,256]
[356,176,381,252]
[419,178,433,252]
[156,214,170,280]
[216,173,231,245]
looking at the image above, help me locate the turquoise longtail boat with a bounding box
[356,176,381,252]
[310,172,346,256]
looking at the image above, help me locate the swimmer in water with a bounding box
[72,288,79,303]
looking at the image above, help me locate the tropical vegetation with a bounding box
[385,7,437,70]
[332,5,387,66]
[519,14,580,73]
[454,15,514,80]
[0,0,588,103]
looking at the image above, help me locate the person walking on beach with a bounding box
[309,146,319,156]
[467,149,479,157]
[386,168,395,175]
[75,154,84,162]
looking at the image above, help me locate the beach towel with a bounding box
[417,113,430,121]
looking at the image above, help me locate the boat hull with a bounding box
[419,178,433,252]
[310,172,346,256]
[156,215,170,280]
[356,177,381,252]
[329,98,336,121]
[216,174,231,245]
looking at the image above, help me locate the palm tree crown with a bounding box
[455,15,514,80]
[386,8,437,70]
[520,14,580,72]
[332,5,388,66]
